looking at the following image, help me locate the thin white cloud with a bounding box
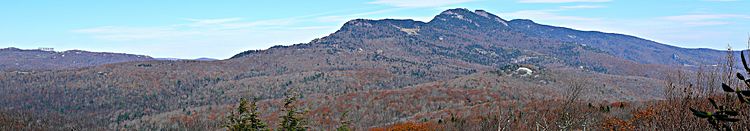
[499,9,600,22]
[290,26,339,30]
[684,21,732,26]
[703,0,739,2]
[72,6,409,44]
[72,26,201,41]
[211,9,402,29]
[662,14,750,21]
[217,19,298,29]
[559,5,606,9]
[185,18,243,25]
[70,7,407,58]
[497,4,606,22]
[71,18,339,58]
[72,16,330,41]
[368,0,474,8]
[661,14,750,26]
[519,0,611,3]
[315,8,404,23]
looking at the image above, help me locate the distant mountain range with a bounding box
[154,57,218,61]
[0,47,153,71]
[2,9,729,71]
[0,47,220,71]
[0,8,735,130]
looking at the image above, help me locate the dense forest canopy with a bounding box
[1,8,747,130]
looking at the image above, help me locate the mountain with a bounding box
[236,8,727,69]
[155,57,219,61]
[153,58,182,61]
[193,58,218,61]
[0,47,154,71]
[0,8,731,130]
[505,19,727,66]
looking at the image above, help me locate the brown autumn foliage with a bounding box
[369,122,436,131]
[0,8,746,130]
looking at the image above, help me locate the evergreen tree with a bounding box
[225,98,268,131]
[336,111,352,131]
[247,98,268,131]
[279,94,307,131]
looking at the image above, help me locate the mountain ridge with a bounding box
[233,8,730,68]
[0,8,737,130]
[0,47,154,71]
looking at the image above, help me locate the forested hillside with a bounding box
[0,8,740,130]
[0,48,153,71]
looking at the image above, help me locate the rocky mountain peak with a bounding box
[429,8,509,29]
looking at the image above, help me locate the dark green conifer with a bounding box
[279,94,307,131]
[225,98,268,131]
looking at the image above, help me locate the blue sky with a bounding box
[1,0,749,59]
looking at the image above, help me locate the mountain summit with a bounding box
[0,8,736,130]
[238,8,726,68]
[429,8,509,29]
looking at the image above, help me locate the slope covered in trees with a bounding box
[0,8,740,130]
[0,47,153,71]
